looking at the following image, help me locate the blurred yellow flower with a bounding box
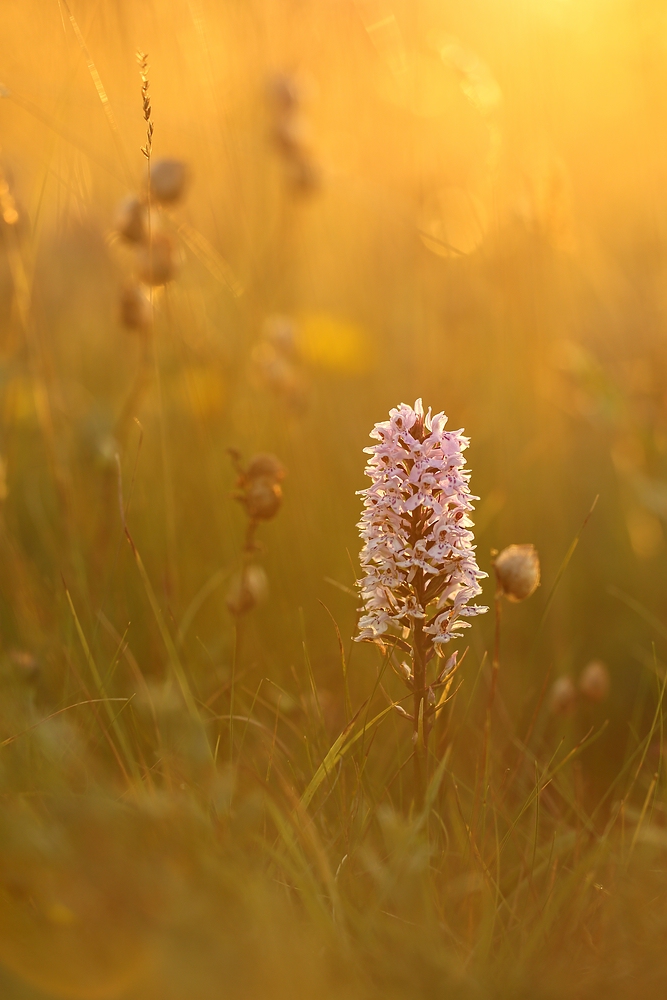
[297,312,369,374]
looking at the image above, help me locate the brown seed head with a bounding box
[137,232,178,286]
[241,477,283,521]
[226,564,269,616]
[549,675,576,717]
[579,660,610,703]
[114,194,147,243]
[119,283,152,332]
[494,543,540,602]
[244,453,285,485]
[149,158,190,205]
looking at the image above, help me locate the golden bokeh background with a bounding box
[1,1,667,997]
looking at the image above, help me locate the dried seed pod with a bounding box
[549,675,576,717]
[149,158,189,205]
[494,543,540,602]
[579,660,610,703]
[244,453,285,485]
[119,283,152,332]
[241,476,283,521]
[137,232,178,286]
[226,564,269,616]
[114,194,147,243]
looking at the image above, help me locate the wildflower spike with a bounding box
[355,399,487,807]
[355,399,488,650]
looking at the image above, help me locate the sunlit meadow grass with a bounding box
[1,1,667,997]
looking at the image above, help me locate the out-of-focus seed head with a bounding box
[241,476,283,521]
[226,565,269,616]
[137,232,178,286]
[119,283,152,332]
[149,158,190,205]
[549,675,577,717]
[494,543,540,602]
[114,194,147,243]
[244,453,285,485]
[232,452,285,523]
[579,660,610,703]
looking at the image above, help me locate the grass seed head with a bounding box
[494,543,540,602]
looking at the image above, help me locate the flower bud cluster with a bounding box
[355,399,487,650]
